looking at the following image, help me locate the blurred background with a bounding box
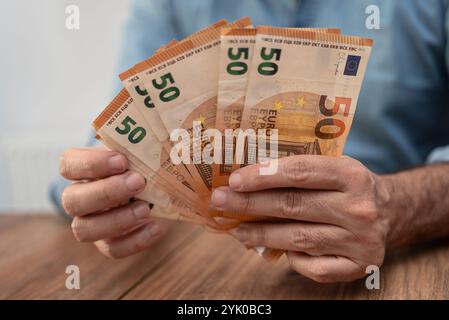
[0,0,130,213]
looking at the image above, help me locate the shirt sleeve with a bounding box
[49,0,179,214]
[426,2,449,165]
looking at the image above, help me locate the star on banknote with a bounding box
[296,96,306,108]
[274,101,283,111]
[196,114,206,124]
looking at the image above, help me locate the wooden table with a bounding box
[0,215,448,299]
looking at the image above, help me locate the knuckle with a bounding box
[286,252,296,266]
[278,191,302,219]
[345,158,364,174]
[133,238,149,252]
[110,208,124,230]
[352,200,379,223]
[107,249,125,259]
[283,157,310,185]
[364,229,384,246]
[359,165,375,183]
[71,217,86,242]
[96,241,121,259]
[291,228,310,250]
[238,192,256,212]
[342,156,359,168]
[59,150,73,178]
[59,148,104,179]
[234,225,251,243]
[98,180,118,205]
[61,189,70,213]
[370,251,385,268]
[309,264,334,283]
[346,161,373,186]
[286,253,302,273]
[82,157,98,178]
[364,234,386,264]
[247,226,266,245]
[342,161,359,176]
[112,206,135,233]
[133,227,153,252]
[100,245,117,259]
[291,227,325,252]
[61,187,79,216]
[348,267,367,282]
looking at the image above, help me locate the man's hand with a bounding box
[59,146,173,258]
[210,155,393,283]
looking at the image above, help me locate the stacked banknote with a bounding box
[92,17,373,260]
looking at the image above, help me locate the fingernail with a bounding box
[133,203,151,220]
[229,227,240,238]
[125,172,146,191]
[229,226,244,240]
[108,154,126,171]
[229,226,251,248]
[211,189,227,209]
[148,223,160,237]
[137,223,159,243]
[229,172,242,190]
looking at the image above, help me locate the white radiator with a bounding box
[0,135,79,214]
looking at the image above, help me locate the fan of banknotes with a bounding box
[92,17,373,260]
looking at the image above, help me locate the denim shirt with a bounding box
[51,0,449,210]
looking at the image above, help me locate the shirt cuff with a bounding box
[426,145,449,164]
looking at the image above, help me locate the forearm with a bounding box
[381,163,449,249]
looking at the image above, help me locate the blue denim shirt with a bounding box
[51,0,449,210]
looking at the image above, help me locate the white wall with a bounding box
[0,0,130,212]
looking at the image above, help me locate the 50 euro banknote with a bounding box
[240,26,372,160]
[213,27,341,187]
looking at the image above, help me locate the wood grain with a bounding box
[122,230,449,299]
[0,215,448,299]
[0,215,201,299]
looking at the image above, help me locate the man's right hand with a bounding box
[59,146,173,258]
